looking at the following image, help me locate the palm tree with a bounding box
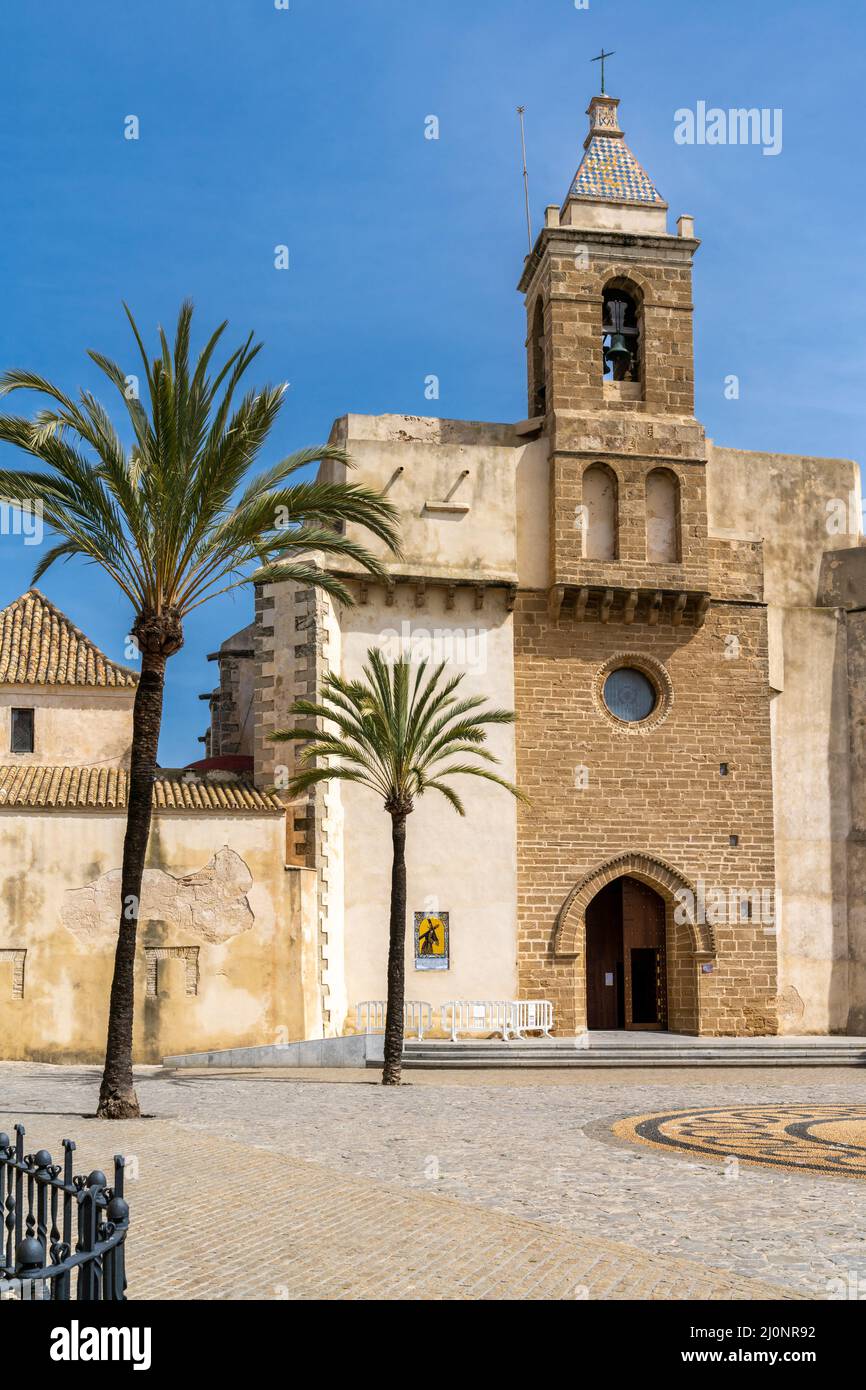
[272,649,524,1085]
[0,301,400,1118]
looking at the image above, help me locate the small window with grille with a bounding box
[10,708,34,754]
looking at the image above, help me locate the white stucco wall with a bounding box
[0,686,135,766]
[706,444,860,605]
[770,608,851,1032]
[708,444,861,1034]
[325,414,544,586]
[0,807,318,1062]
[332,588,519,1030]
[312,413,531,1030]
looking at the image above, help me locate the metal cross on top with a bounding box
[592,48,616,96]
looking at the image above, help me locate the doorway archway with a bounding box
[586,876,667,1030]
[552,851,715,1034]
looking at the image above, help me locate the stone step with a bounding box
[404,1046,866,1054]
[402,1048,866,1056]
[401,1039,866,1068]
[403,1045,866,1056]
[403,1057,866,1068]
[403,1041,866,1050]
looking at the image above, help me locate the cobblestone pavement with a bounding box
[2,1062,863,1299]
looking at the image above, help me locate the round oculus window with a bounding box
[603,667,657,723]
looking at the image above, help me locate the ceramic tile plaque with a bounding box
[414,911,449,970]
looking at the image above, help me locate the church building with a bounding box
[1,90,864,1060]
[238,89,865,1042]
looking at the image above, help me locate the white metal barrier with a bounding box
[356,999,555,1044]
[355,1000,433,1041]
[443,1000,512,1042]
[444,999,555,1041]
[508,999,554,1038]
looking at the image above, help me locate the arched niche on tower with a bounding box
[645,467,681,564]
[581,462,619,561]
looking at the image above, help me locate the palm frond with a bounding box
[422,780,467,815]
[0,300,402,624]
[271,651,527,816]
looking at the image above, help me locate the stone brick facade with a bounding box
[202,625,255,758]
[252,575,338,1028]
[513,596,777,1035]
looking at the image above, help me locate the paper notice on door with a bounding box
[604,972,614,986]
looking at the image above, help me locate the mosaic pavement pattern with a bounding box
[613,1105,866,1179]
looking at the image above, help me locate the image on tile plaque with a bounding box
[414,911,449,970]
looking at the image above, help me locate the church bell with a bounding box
[605,333,631,372]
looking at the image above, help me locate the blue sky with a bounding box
[1,0,863,764]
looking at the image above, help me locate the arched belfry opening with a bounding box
[528,295,546,416]
[602,284,641,383]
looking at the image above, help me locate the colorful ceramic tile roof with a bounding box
[0,765,284,813]
[569,135,664,205]
[0,589,138,688]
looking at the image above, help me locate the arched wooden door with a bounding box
[586,876,667,1030]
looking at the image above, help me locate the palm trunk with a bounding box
[96,647,168,1119]
[382,810,408,1085]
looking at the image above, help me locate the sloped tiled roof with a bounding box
[0,590,138,688]
[0,766,283,813]
[569,134,664,205]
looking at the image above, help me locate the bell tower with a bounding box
[513,84,778,1041]
[519,90,709,615]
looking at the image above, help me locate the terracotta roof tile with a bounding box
[0,766,283,813]
[0,590,138,688]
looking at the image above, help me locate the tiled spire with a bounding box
[567,95,665,208]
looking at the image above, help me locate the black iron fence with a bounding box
[0,1124,128,1301]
